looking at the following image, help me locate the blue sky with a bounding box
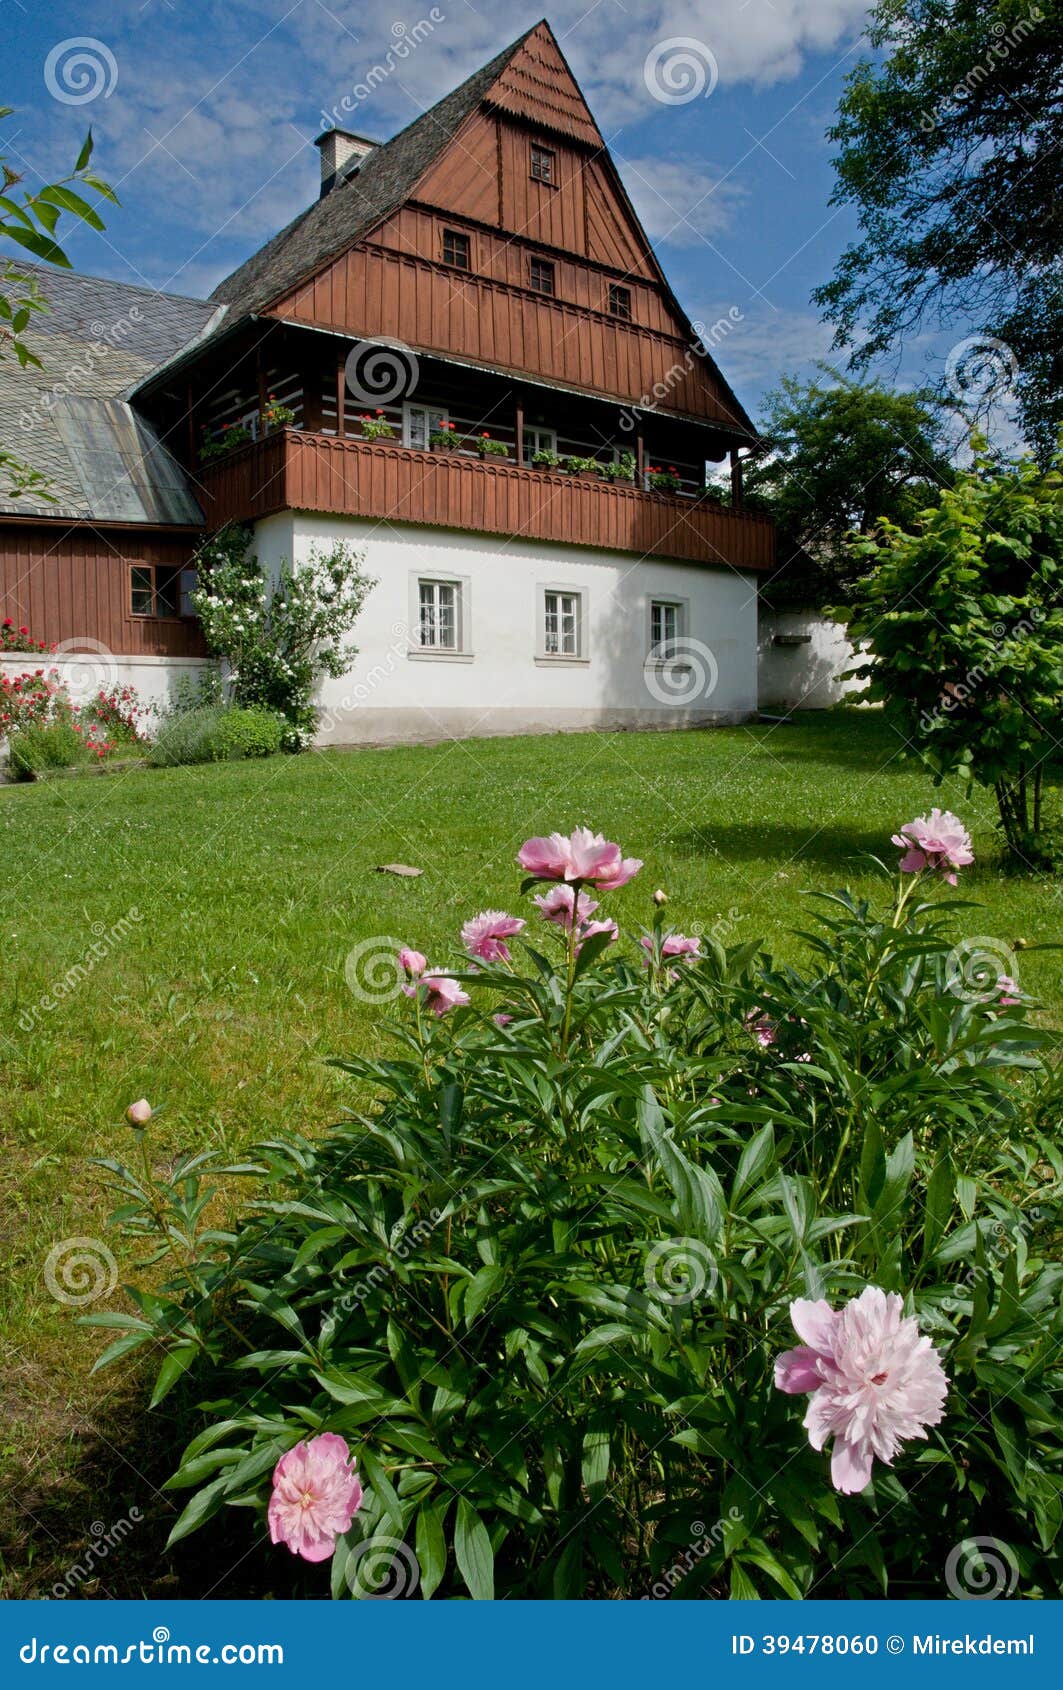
[6,0,974,427]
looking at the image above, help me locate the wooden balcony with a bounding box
[198,431,775,573]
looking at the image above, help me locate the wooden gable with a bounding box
[262,22,752,434]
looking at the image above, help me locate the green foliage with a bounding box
[647,466,681,493]
[90,858,1062,1599]
[475,435,509,458]
[199,424,252,463]
[190,524,374,749]
[842,437,1063,862]
[148,704,282,767]
[814,0,1063,455]
[564,455,600,476]
[601,451,636,484]
[359,413,396,442]
[530,449,561,471]
[1,118,116,500]
[746,367,954,607]
[7,719,87,777]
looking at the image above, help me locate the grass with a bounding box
[1,712,1059,1594]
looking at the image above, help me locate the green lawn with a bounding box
[1,713,1059,1594]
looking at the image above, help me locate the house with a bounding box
[0,19,774,743]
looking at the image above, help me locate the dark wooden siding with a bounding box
[0,525,206,656]
[201,433,774,573]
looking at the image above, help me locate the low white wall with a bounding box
[757,609,866,712]
[1,651,216,721]
[255,514,760,745]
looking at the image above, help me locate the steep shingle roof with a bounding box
[209,27,537,319]
[0,263,221,521]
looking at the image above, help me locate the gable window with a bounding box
[404,403,449,450]
[543,588,581,657]
[418,578,460,650]
[522,425,558,466]
[608,283,632,321]
[649,599,684,661]
[130,563,197,619]
[530,144,556,184]
[442,228,471,270]
[530,257,555,296]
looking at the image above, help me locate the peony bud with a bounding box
[652,888,668,906]
[126,1098,152,1126]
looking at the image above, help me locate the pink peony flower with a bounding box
[268,1433,363,1562]
[126,1098,152,1126]
[398,947,426,978]
[775,1287,948,1494]
[461,910,525,963]
[640,933,701,962]
[534,885,599,930]
[493,1012,512,1028]
[996,974,1021,1007]
[517,827,642,888]
[892,810,973,886]
[576,916,618,952]
[403,972,470,1016]
[745,1010,776,1048]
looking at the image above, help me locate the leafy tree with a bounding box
[191,524,375,749]
[1,112,116,500]
[814,0,1063,457]
[842,439,1063,866]
[745,367,954,604]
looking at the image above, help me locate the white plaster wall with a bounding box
[757,609,867,712]
[1,652,216,722]
[252,514,760,745]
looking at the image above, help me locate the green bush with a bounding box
[90,825,1063,1600]
[148,705,282,767]
[8,720,89,778]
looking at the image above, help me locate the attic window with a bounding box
[530,144,556,185]
[530,257,555,296]
[608,284,632,321]
[442,228,471,270]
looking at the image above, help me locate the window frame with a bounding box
[403,402,450,451]
[129,562,198,621]
[441,227,471,271]
[537,584,588,665]
[529,143,556,186]
[529,256,556,297]
[608,283,632,321]
[407,572,473,661]
[647,596,689,664]
[522,425,558,467]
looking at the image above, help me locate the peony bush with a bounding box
[89,819,1063,1598]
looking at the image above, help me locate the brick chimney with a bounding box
[314,129,376,197]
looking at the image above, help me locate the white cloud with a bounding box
[616,156,745,248]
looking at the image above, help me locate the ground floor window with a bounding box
[418,578,460,649]
[650,598,683,659]
[543,588,582,657]
[130,564,198,618]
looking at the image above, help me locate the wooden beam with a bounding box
[730,448,743,508]
[256,344,268,434]
[335,354,347,437]
[635,428,645,486]
[515,393,524,467]
[302,363,322,432]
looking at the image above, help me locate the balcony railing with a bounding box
[198,431,775,572]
